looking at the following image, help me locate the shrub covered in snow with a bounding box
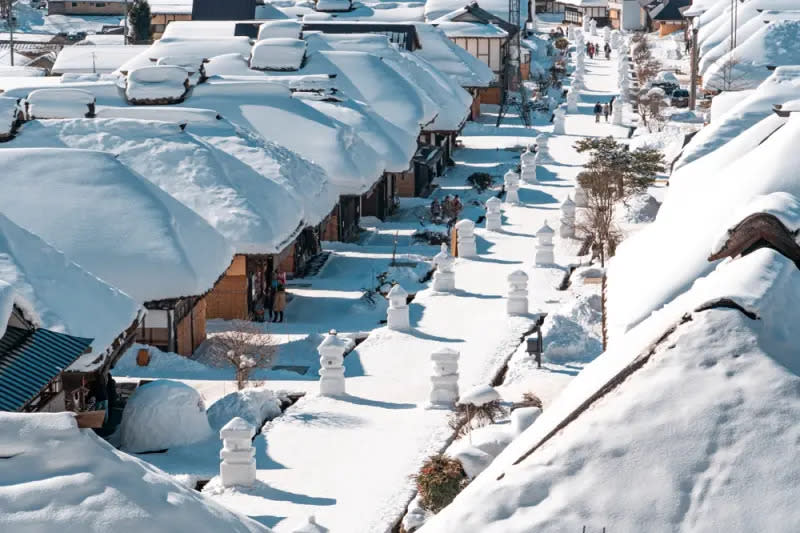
[250,39,307,71]
[258,20,302,41]
[466,172,493,192]
[126,65,190,104]
[120,380,212,453]
[25,88,95,119]
[415,454,468,513]
[207,387,285,431]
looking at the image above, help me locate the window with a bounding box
[96,2,106,5]
[72,2,78,6]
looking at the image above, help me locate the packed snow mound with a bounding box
[207,387,285,431]
[541,313,603,363]
[258,20,303,40]
[120,380,213,453]
[156,55,206,74]
[703,20,800,91]
[622,192,661,224]
[250,38,307,71]
[0,95,20,137]
[126,65,190,103]
[0,213,139,369]
[25,88,94,119]
[412,23,495,88]
[420,249,800,533]
[0,147,234,303]
[0,412,270,533]
[458,384,500,406]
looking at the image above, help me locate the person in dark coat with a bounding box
[593,102,602,123]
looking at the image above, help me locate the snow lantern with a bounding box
[120,380,212,453]
[485,197,502,231]
[589,18,597,36]
[318,329,347,396]
[582,17,590,33]
[507,270,529,315]
[572,75,584,92]
[428,347,460,408]
[612,99,623,125]
[574,185,589,207]
[219,417,256,488]
[603,25,611,42]
[433,242,457,290]
[504,169,520,205]
[567,89,578,113]
[387,284,410,331]
[560,195,576,238]
[455,219,477,258]
[535,221,555,265]
[521,146,538,184]
[553,106,567,135]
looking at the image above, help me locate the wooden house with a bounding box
[639,0,690,36]
[433,2,521,105]
[556,0,610,26]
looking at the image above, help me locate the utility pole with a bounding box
[689,25,698,109]
[2,0,14,67]
[123,0,129,45]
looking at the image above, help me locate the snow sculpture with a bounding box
[318,329,347,396]
[535,221,555,265]
[219,417,256,488]
[618,72,629,94]
[485,197,502,231]
[567,25,574,41]
[432,243,456,291]
[387,284,410,331]
[612,99,623,125]
[428,347,460,408]
[521,146,538,184]
[603,26,611,42]
[506,270,529,315]
[611,30,622,50]
[567,89,578,113]
[582,17,590,33]
[553,106,566,135]
[504,169,520,205]
[560,195,576,238]
[455,219,477,258]
[575,51,585,70]
[574,185,589,207]
[589,19,597,36]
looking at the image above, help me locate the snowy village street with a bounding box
[5,1,799,532]
[110,33,630,531]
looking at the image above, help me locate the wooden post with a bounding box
[451,226,458,257]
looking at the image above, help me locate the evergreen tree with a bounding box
[128,0,151,43]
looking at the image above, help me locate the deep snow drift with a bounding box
[0,412,270,532]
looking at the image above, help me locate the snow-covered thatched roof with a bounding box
[0,148,233,304]
[0,214,141,371]
[4,117,333,255]
[0,412,271,532]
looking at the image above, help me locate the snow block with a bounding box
[387,284,410,330]
[318,330,346,396]
[485,196,502,231]
[507,270,529,316]
[428,347,459,408]
[455,219,477,258]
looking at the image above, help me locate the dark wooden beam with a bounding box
[708,213,800,269]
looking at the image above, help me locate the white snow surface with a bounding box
[258,20,303,40]
[207,387,285,431]
[52,45,149,74]
[250,39,307,71]
[0,214,140,369]
[413,22,495,88]
[422,251,800,533]
[0,148,233,303]
[424,0,527,25]
[25,87,94,119]
[126,65,189,102]
[120,380,213,453]
[0,96,19,136]
[0,412,270,533]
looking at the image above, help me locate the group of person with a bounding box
[586,41,612,60]
[430,194,463,225]
[255,270,288,323]
[593,96,616,123]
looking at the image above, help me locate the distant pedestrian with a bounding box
[604,42,611,60]
[593,102,602,123]
[609,95,615,114]
[603,103,610,122]
[271,274,286,323]
[452,195,463,219]
[430,198,442,223]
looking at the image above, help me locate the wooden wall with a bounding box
[392,170,416,197]
[176,297,206,356]
[206,255,249,320]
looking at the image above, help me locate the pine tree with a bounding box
[128,0,152,43]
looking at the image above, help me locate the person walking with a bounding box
[430,198,442,223]
[271,272,287,323]
[604,42,611,60]
[609,95,615,114]
[593,102,602,123]
[452,195,463,220]
[603,102,610,122]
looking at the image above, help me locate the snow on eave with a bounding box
[412,23,495,88]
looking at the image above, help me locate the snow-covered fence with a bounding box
[219,417,256,488]
[428,347,460,408]
[507,270,529,316]
[455,219,477,258]
[485,197,502,232]
[535,221,555,265]
[318,330,347,396]
[387,284,410,330]
[433,243,457,290]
